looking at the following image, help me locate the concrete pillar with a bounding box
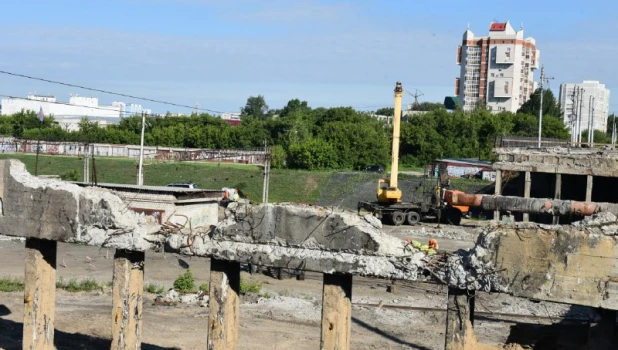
[586,174,593,202]
[444,287,476,350]
[522,171,531,222]
[111,250,145,350]
[207,259,240,350]
[493,170,502,221]
[553,173,562,225]
[320,274,352,350]
[23,238,57,350]
[586,309,617,350]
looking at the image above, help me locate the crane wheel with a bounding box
[391,211,405,226]
[447,208,462,226]
[406,211,421,225]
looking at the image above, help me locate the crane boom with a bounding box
[390,82,403,189]
[377,82,403,204]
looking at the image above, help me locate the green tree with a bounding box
[517,88,561,118]
[411,102,445,111]
[279,99,311,118]
[375,107,394,116]
[240,95,269,120]
[606,114,616,135]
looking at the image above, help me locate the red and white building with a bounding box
[456,21,540,113]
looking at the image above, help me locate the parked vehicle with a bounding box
[166,182,199,189]
[364,165,384,173]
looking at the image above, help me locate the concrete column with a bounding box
[522,171,531,222]
[586,309,617,350]
[320,274,352,350]
[493,170,502,221]
[553,174,562,225]
[586,174,593,202]
[23,238,57,350]
[207,259,240,350]
[444,287,476,350]
[111,250,145,350]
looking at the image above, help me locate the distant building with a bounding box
[430,158,495,180]
[220,112,241,126]
[559,80,610,139]
[456,21,540,113]
[0,94,150,131]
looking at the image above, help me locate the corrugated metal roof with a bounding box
[72,182,223,197]
[435,158,493,167]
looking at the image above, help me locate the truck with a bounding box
[357,82,467,226]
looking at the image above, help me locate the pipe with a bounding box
[447,193,618,217]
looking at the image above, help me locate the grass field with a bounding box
[0,153,333,204]
[0,153,491,205]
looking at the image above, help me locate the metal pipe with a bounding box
[448,193,618,217]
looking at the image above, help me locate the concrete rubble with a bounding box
[494,146,618,176]
[1,159,618,310]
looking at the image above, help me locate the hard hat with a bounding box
[429,238,437,245]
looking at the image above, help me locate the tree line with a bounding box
[0,89,610,170]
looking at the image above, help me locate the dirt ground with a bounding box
[0,222,598,349]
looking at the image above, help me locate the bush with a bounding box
[173,270,195,293]
[199,283,209,292]
[0,277,24,292]
[145,283,165,294]
[60,169,80,181]
[63,278,100,292]
[240,279,262,294]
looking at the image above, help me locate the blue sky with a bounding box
[1,0,617,114]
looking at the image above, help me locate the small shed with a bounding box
[430,158,494,179]
[75,182,223,227]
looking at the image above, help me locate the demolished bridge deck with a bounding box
[1,159,617,310]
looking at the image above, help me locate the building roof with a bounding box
[72,182,223,200]
[435,158,493,168]
[490,22,507,31]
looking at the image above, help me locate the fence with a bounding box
[0,137,268,165]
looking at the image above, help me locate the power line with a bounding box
[0,70,223,114]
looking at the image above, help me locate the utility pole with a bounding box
[262,141,270,204]
[612,114,616,146]
[34,107,44,176]
[537,65,553,148]
[406,89,424,109]
[570,88,578,145]
[137,112,146,186]
[83,144,89,183]
[588,96,594,147]
[577,87,585,145]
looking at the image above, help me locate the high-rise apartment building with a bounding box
[456,21,540,113]
[559,81,610,142]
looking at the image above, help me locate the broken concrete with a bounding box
[440,214,618,309]
[0,160,158,250]
[494,147,618,176]
[2,159,618,311]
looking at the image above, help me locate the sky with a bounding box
[1,0,617,114]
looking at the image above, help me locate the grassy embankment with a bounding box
[0,153,491,204]
[0,153,332,204]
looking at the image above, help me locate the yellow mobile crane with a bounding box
[358,82,461,226]
[377,81,404,203]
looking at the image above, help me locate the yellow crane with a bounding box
[377,81,403,203]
